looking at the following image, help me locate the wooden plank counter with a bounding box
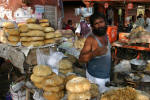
[112,41,150,52]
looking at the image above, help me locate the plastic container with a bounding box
[119,32,129,43]
[107,26,118,43]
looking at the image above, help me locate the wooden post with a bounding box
[26,89,30,100]
[125,4,128,27]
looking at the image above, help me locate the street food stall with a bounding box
[0,1,100,99]
[0,17,103,100]
[0,0,150,100]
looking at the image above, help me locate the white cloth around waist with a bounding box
[86,70,110,93]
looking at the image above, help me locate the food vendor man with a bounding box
[79,13,111,93]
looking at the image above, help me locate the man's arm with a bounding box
[79,37,108,63]
[79,37,93,63]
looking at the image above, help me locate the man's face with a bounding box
[85,17,90,23]
[92,17,107,36]
[93,18,105,29]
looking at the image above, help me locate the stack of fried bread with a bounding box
[26,18,36,24]
[62,29,74,38]
[59,58,73,75]
[30,65,65,100]
[30,65,53,89]
[39,19,55,45]
[54,30,63,42]
[1,18,62,46]
[42,73,65,100]
[3,22,20,46]
[20,18,45,47]
[65,73,78,84]
[19,18,45,47]
[66,77,91,100]
[40,19,56,45]
[39,19,50,27]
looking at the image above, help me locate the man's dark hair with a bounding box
[137,15,142,19]
[139,14,143,17]
[137,14,143,19]
[68,20,72,25]
[90,13,106,27]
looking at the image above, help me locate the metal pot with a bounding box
[130,59,146,71]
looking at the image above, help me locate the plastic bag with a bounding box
[114,60,131,72]
[36,47,65,74]
[33,89,45,100]
[10,85,26,100]
[141,75,150,82]
[11,81,25,92]
[36,48,49,65]
[25,81,36,89]
[47,50,65,74]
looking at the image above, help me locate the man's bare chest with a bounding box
[91,37,107,51]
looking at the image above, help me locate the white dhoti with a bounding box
[86,70,110,93]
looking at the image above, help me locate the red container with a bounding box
[107,26,118,43]
[119,32,130,43]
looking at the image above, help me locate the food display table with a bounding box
[0,43,57,73]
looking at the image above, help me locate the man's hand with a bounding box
[92,46,107,57]
[75,33,83,39]
[76,33,80,36]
